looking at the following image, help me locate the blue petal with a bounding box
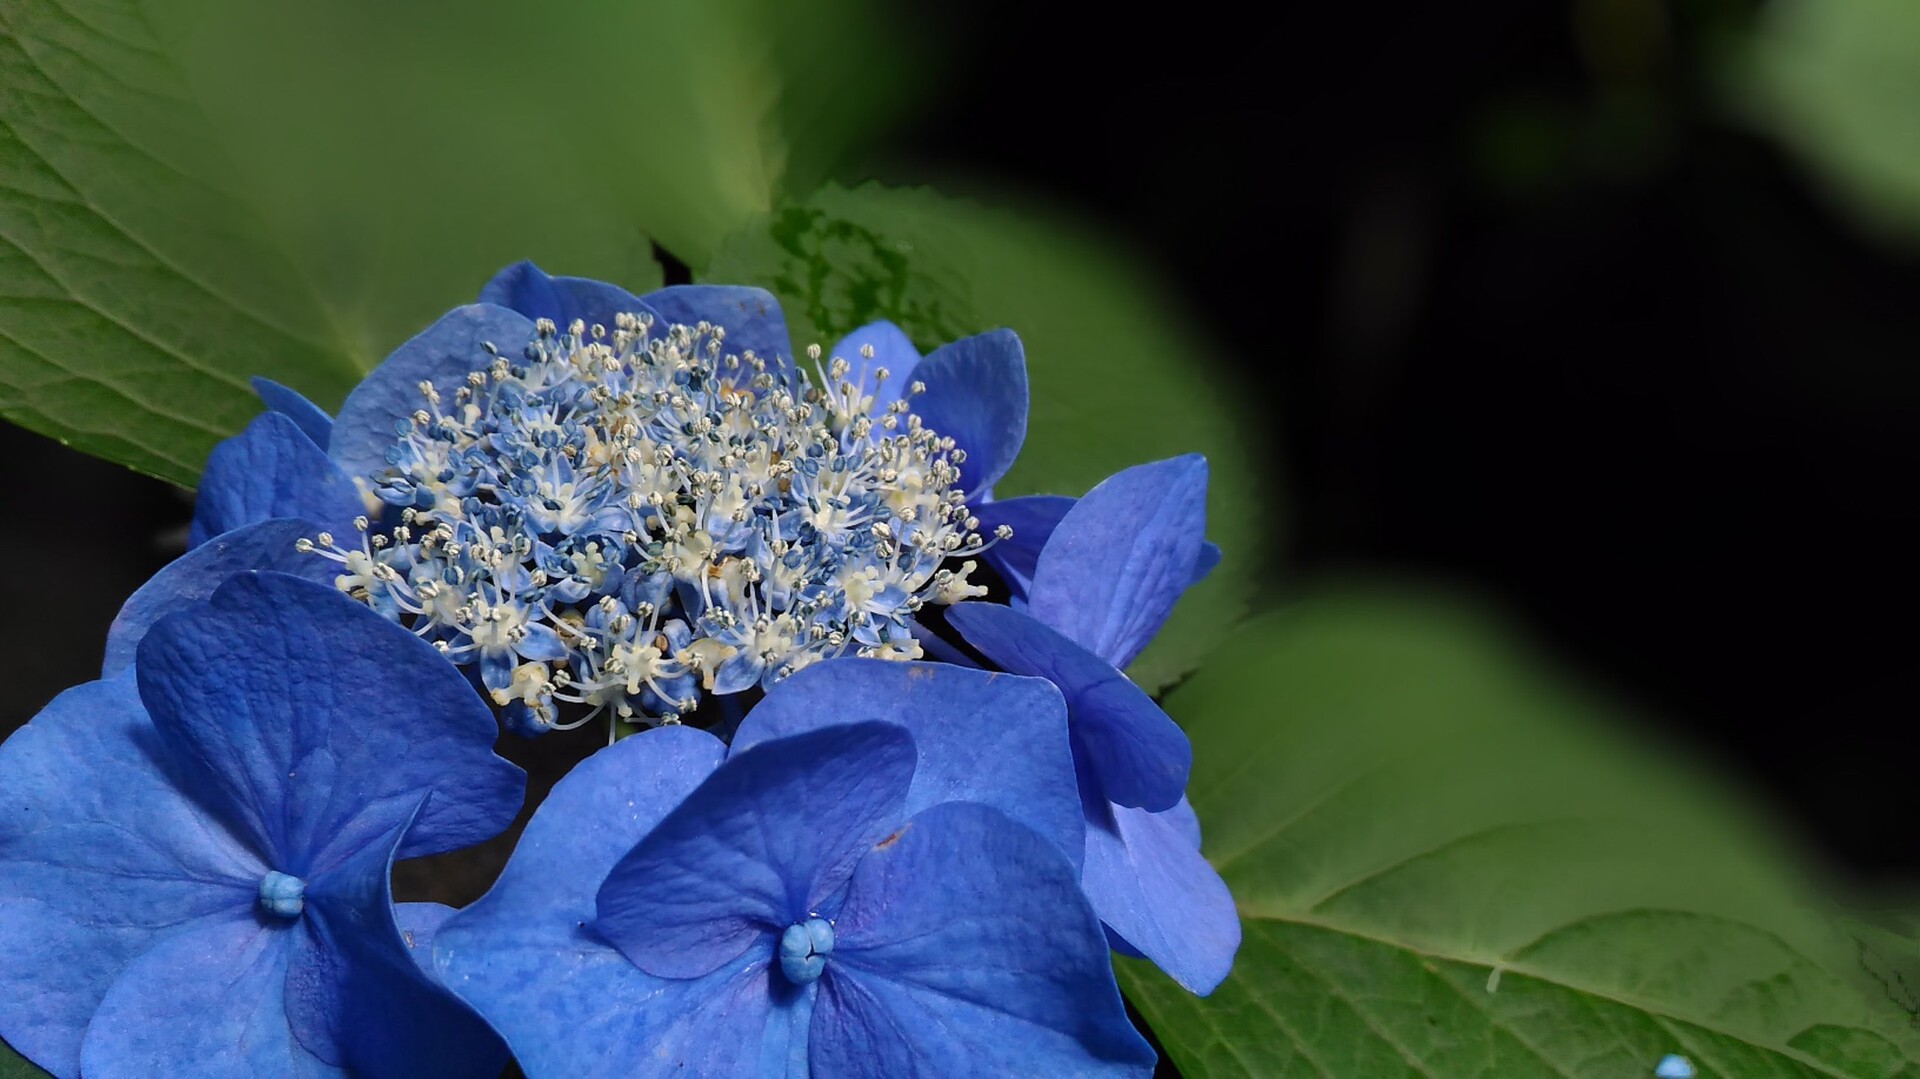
[478,648,516,696]
[908,329,1028,498]
[1193,541,1223,584]
[435,727,753,1079]
[711,648,767,696]
[595,723,915,980]
[816,802,1155,1077]
[971,494,1075,602]
[77,912,334,1079]
[1027,454,1209,670]
[946,603,1191,813]
[134,572,524,869]
[734,659,1085,872]
[0,676,261,1077]
[1083,797,1239,996]
[641,284,793,381]
[829,320,921,414]
[286,799,508,1079]
[250,377,335,449]
[977,497,1220,604]
[104,518,339,678]
[477,261,659,331]
[329,304,537,480]
[393,903,454,973]
[514,621,569,663]
[190,412,363,548]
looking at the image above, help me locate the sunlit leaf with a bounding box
[1123,583,1920,1077]
[1735,0,1920,245]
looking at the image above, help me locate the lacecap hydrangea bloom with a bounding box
[433,661,1154,1077]
[129,262,1044,737]
[44,260,1239,1077]
[0,572,524,1078]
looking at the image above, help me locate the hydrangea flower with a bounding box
[159,262,1034,734]
[0,572,525,1078]
[945,454,1241,994]
[432,661,1154,1077]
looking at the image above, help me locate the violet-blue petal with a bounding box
[249,376,335,449]
[733,659,1084,871]
[971,494,1074,602]
[514,621,569,663]
[103,518,338,678]
[0,676,261,1077]
[477,261,659,331]
[134,572,523,869]
[830,320,920,414]
[77,912,331,1079]
[286,799,507,1079]
[1082,797,1239,996]
[816,802,1155,1078]
[1193,540,1223,584]
[394,903,455,973]
[595,723,914,980]
[190,412,363,548]
[330,304,536,480]
[1028,454,1209,670]
[977,496,1220,603]
[946,602,1191,813]
[908,619,980,668]
[0,899,174,1079]
[908,328,1028,498]
[434,727,752,1079]
[640,284,792,379]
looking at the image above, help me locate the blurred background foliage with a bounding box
[2,0,1917,1075]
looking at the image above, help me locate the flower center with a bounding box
[306,317,1005,734]
[257,871,306,919]
[778,917,836,985]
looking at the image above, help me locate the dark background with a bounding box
[4,0,1915,896]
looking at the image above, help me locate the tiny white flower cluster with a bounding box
[305,313,998,734]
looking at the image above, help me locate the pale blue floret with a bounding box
[1655,1054,1695,1078]
[777,917,835,985]
[255,871,306,920]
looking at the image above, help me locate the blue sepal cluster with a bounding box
[948,455,1242,994]
[0,573,525,1078]
[434,663,1154,1078]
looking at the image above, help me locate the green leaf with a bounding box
[1732,0,1920,245]
[707,183,1270,692]
[0,1036,49,1079]
[1121,583,1920,1078]
[0,0,925,485]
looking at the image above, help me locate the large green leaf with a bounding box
[707,183,1269,692]
[1122,584,1920,1077]
[0,0,924,485]
[1733,0,1920,245]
